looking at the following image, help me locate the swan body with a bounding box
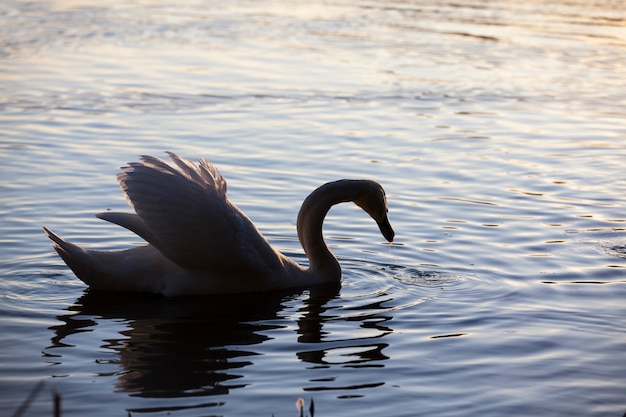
[43,152,394,296]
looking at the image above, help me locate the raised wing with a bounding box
[115,152,281,275]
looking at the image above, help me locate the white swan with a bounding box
[43,152,394,296]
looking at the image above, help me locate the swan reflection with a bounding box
[46,284,394,400]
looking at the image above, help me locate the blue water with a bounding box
[1,0,625,416]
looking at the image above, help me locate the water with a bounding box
[1,0,625,415]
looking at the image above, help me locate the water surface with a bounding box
[1,0,625,416]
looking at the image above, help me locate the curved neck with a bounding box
[296,180,367,281]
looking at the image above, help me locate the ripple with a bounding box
[607,244,626,259]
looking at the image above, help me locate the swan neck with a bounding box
[297,180,364,281]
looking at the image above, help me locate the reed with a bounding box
[10,381,61,417]
[295,397,315,417]
[13,382,315,417]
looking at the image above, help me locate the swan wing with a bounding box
[116,152,279,274]
[95,212,159,245]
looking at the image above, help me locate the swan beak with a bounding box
[378,216,395,243]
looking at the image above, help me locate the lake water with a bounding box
[1,0,625,416]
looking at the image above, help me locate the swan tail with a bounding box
[43,227,172,293]
[43,227,108,287]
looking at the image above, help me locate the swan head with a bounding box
[353,180,395,243]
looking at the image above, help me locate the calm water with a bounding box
[1,0,625,416]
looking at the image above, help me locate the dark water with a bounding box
[1,0,625,416]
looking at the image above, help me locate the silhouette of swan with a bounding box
[43,152,394,296]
